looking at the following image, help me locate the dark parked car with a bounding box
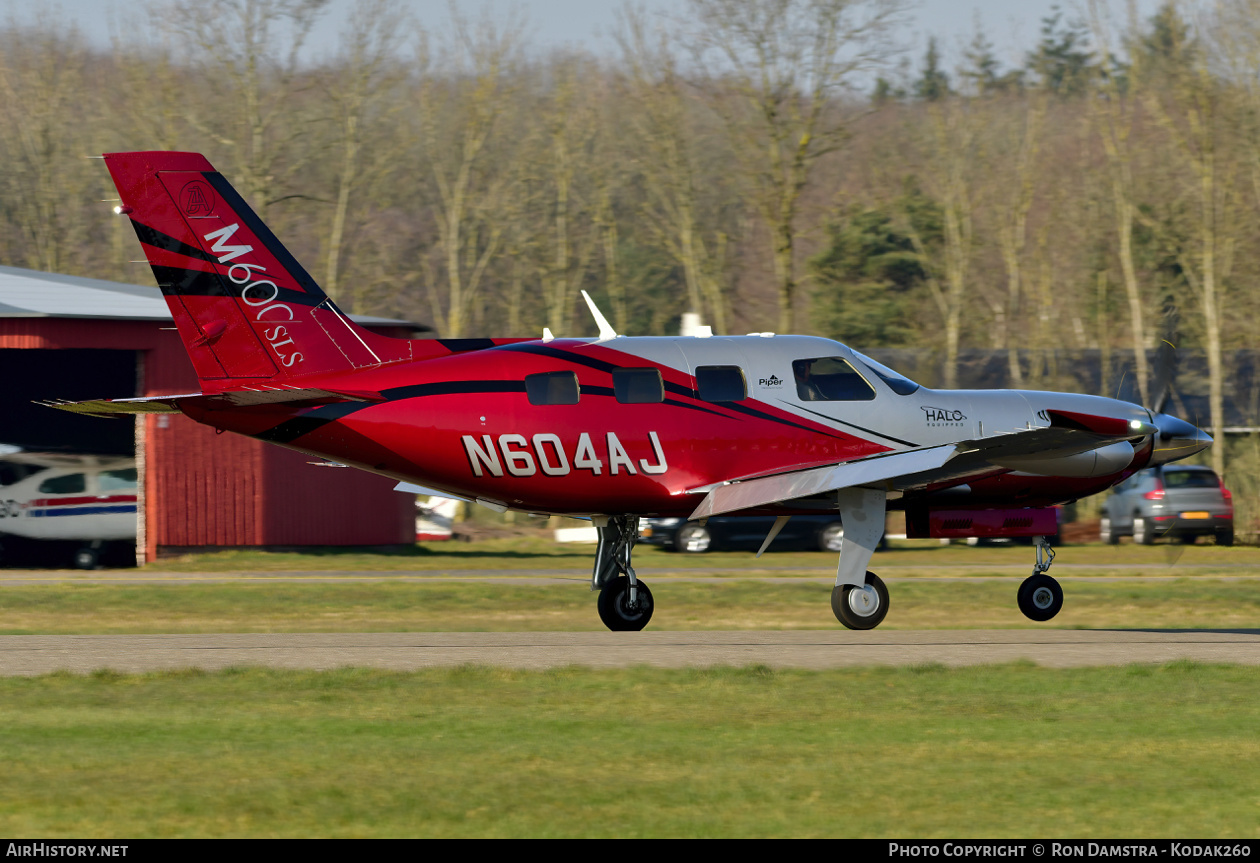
[1100,465,1233,545]
[639,514,846,553]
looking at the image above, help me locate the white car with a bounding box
[0,447,137,567]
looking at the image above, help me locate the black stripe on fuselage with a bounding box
[722,401,842,438]
[439,338,497,353]
[788,402,919,448]
[254,381,529,444]
[497,342,840,434]
[497,341,620,373]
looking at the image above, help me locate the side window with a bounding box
[613,368,664,404]
[792,357,876,401]
[0,463,43,487]
[525,371,579,406]
[696,366,746,403]
[38,473,86,495]
[99,468,138,492]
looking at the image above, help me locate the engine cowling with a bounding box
[988,440,1136,478]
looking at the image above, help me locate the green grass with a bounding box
[139,537,1260,573]
[2,577,1260,633]
[1,663,1258,837]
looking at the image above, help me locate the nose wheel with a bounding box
[832,571,889,630]
[1018,536,1063,621]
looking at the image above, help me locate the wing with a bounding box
[689,410,1153,519]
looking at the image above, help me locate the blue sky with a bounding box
[14,0,1160,75]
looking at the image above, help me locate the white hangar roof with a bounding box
[0,264,411,327]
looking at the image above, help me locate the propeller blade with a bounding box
[1148,304,1179,414]
[1149,339,1177,414]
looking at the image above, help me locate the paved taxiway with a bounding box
[2,630,1259,675]
[3,566,1260,586]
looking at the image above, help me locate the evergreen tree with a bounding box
[1131,1,1197,79]
[1026,6,1095,96]
[809,188,940,346]
[914,37,951,101]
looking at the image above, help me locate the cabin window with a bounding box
[0,463,43,487]
[99,468,139,492]
[613,368,664,404]
[792,357,876,401]
[525,371,580,405]
[38,473,86,495]
[696,365,746,402]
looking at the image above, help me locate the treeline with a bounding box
[2,1,1259,482]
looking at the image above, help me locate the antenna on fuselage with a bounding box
[581,290,618,340]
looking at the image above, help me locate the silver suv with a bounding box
[1100,465,1233,546]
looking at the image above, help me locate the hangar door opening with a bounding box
[0,349,138,567]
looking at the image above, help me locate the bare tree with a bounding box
[685,0,905,333]
[1144,44,1240,477]
[321,0,408,310]
[153,0,330,210]
[618,9,732,333]
[991,93,1047,388]
[413,7,523,337]
[532,56,600,335]
[1088,0,1151,406]
[0,24,103,275]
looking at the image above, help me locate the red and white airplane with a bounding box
[51,151,1211,630]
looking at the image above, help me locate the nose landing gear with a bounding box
[592,515,654,631]
[1017,536,1063,622]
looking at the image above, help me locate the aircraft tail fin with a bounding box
[103,151,418,387]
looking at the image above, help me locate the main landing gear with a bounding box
[591,515,654,631]
[1017,536,1063,622]
[831,487,891,630]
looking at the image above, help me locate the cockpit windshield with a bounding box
[850,350,921,395]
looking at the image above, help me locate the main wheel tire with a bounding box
[831,572,889,630]
[675,525,712,553]
[1216,526,1235,547]
[597,578,655,631]
[1133,516,1155,546]
[817,522,845,552]
[1017,573,1063,622]
[1099,516,1119,545]
[74,547,99,570]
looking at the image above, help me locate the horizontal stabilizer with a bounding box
[45,386,385,418]
[41,394,197,418]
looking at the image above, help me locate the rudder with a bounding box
[104,151,412,387]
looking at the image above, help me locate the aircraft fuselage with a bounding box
[182,334,1162,517]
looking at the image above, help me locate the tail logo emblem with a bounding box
[180,180,216,216]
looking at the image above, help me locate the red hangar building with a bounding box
[0,264,419,563]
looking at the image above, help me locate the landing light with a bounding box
[1129,419,1144,430]
[113,205,133,215]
